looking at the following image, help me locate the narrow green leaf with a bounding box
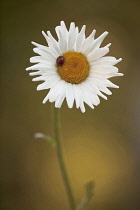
[34,132,56,146]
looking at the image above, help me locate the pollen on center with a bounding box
[57,52,90,84]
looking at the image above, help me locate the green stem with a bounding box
[52,106,76,210]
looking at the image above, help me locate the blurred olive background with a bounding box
[1,0,140,209]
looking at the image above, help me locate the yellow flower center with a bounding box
[57,52,90,84]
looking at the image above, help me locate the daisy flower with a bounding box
[26,21,123,112]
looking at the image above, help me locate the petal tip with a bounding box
[32,78,36,81]
[106,43,111,47]
[42,31,47,37]
[25,67,30,71]
[60,20,64,24]
[42,101,46,104]
[118,58,122,62]
[104,31,109,35]
[37,86,41,91]
[119,73,124,76]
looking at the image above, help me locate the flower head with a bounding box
[26,21,123,112]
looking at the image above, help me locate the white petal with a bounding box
[42,31,49,42]
[37,82,49,91]
[67,22,76,51]
[55,21,69,53]
[82,31,108,55]
[104,79,119,88]
[30,70,56,78]
[75,27,79,37]
[75,25,86,52]
[82,81,100,106]
[113,73,124,76]
[98,92,107,100]
[92,72,123,79]
[44,80,65,104]
[92,31,108,50]
[55,22,68,41]
[37,76,60,91]
[115,58,122,64]
[58,30,68,53]
[83,91,94,109]
[106,43,111,48]
[92,78,112,95]
[55,96,65,108]
[55,26,61,39]
[30,56,46,63]
[80,82,98,107]
[29,71,41,76]
[73,84,83,108]
[60,21,68,37]
[84,78,99,94]
[81,29,96,54]
[49,88,60,103]
[26,63,48,71]
[47,31,62,55]
[80,102,86,113]
[42,31,52,48]
[47,80,65,103]
[100,87,112,95]
[93,57,122,66]
[31,41,49,51]
[87,47,109,62]
[33,48,56,62]
[42,70,57,76]
[90,94,100,106]
[91,65,118,73]
[32,76,45,81]
[65,83,75,108]
[87,77,107,99]
[42,31,60,58]
[55,81,66,108]
[42,94,49,104]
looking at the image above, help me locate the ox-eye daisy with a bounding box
[26,21,123,112]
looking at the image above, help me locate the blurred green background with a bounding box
[1,0,140,209]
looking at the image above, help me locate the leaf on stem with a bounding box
[85,180,94,201]
[34,132,56,146]
[77,180,94,210]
